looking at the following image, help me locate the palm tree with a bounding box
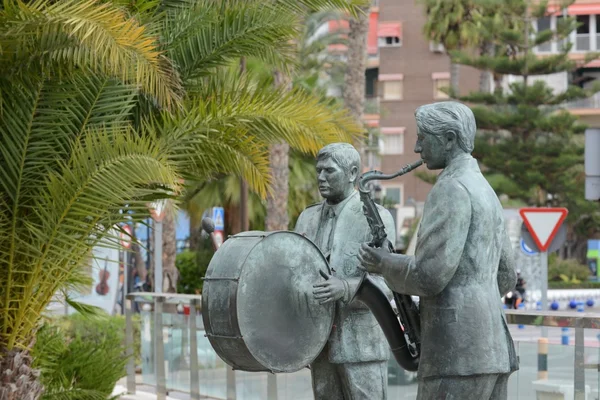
[420,0,483,95]
[129,0,366,289]
[185,150,321,247]
[0,0,362,396]
[344,4,370,159]
[0,1,185,396]
[262,0,367,232]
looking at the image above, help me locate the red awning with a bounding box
[328,19,349,32]
[381,127,406,135]
[377,22,402,38]
[548,3,600,15]
[367,11,379,55]
[327,44,348,52]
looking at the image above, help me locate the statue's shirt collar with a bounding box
[438,154,478,181]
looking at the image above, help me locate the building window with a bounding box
[377,22,402,48]
[379,127,404,155]
[429,41,445,53]
[383,80,403,100]
[383,186,403,207]
[432,72,450,99]
[380,74,403,100]
[536,17,552,52]
[576,15,590,51]
[596,14,600,50]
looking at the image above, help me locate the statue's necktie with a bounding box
[317,206,335,258]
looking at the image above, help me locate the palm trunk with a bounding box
[479,41,493,93]
[161,203,178,293]
[132,230,147,284]
[265,71,292,232]
[226,202,242,234]
[266,143,290,231]
[189,216,201,251]
[344,6,369,144]
[450,61,460,96]
[0,347,44,400]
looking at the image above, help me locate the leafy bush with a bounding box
[177,249,213,294]
[548,255,591,283]
[549,281,600,289]
[32,312,137,400]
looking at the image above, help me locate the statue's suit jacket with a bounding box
[294,191,395,364]
[383,155,518,379]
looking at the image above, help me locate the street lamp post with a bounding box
[585,129,600,201]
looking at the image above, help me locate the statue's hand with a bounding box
[357,243,388,274]
[313,270,346,304]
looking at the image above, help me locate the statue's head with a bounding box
[316,143,360,204]
[414,101,476,170]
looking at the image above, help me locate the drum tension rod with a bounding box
[205,333,244,340]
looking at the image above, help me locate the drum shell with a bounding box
[202,232,264,371]
[202,231,334,373]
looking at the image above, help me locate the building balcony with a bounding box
[564,91,600,109]
[364,96,380,114]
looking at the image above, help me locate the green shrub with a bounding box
[177,249,213,294]
[548,281,600,289]
[548,255,591,283]
[32,312,137,400]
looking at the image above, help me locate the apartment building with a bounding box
[367,0,480,243]
[324,1,600,243]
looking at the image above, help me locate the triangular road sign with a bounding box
[519,207,568,252]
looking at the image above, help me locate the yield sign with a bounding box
[519,207,568,252]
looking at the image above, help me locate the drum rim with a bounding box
[234,230,335,373]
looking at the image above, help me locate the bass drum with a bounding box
[202,230,334,373]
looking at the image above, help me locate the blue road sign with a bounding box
[520,238,537,256]
[212,207,225,231]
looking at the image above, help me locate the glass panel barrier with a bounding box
[129,293,600,400]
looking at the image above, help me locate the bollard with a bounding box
[561,327,569,345]
[538,338,549,380]
[570,300,578,309]
[518,303,525,329]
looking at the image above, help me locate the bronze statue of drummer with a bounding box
[294,143,396,400]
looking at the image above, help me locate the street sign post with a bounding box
[211,207,225,248]
[520,238,537,256]
[585,129,600,201]
[519,207,568,337]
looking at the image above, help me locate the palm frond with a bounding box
[164,0,300,81]
[276,0,368,17]
[149,113,272,197]
[1,127,180,349]
[187,70,364,155]
[0,0,181,108]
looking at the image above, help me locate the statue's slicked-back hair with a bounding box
[415,101,476,153]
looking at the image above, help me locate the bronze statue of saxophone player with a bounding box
[358,102,518,400]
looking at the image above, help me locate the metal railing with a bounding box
[506,309,600,400]
[563,92,600,109]
[124,293,600,400]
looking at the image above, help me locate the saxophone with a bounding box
[355,159,423,372]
